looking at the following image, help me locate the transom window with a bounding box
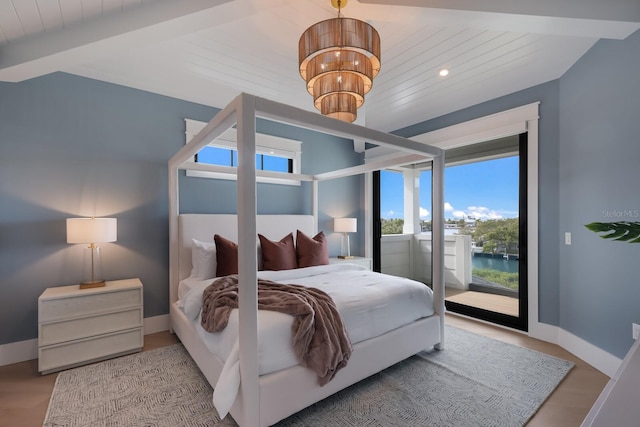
[185,119,302,185]
[196,146,292,173]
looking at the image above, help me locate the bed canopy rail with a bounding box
[168,92,445,426]
[179,161,316,182]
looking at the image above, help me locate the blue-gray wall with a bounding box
[558,29,640,358]
[395,30,640,359]
[0,72,363,345]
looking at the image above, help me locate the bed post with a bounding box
[312,180,319,233]
[236,93,260,426]
[168,164,179,333]
[364,172,373,259]
[432,153,445,350]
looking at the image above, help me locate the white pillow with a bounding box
[191,239,216,279]
[180,281,212,320]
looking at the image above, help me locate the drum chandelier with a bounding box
[298,0,381,123]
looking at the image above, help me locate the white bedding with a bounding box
[178,263,435,417]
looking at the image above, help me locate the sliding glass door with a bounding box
[441,134,527,330]
[374,133,528,331]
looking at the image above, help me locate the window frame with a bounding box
[185,119,302,186]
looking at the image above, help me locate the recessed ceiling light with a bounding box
[439,69,449,77]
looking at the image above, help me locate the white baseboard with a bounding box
[528,320,560,344]
[557,328,621,378]
[0,314,171,367]
[530,321,621,378]
[449,315,620,378]
[0,338,38,367]
[144,314,170,335]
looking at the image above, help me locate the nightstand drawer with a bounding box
[38,327,143,374]
[39,307,143,346]
[39,288,142,322]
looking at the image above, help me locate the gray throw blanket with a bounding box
[201,275,352,385]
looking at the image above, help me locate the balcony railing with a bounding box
[381,233,472,290]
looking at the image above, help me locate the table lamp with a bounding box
[334,217,357,259]
[66,217,117,289]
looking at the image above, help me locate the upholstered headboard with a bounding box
[176,213,317,283]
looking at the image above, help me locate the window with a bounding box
[185,119,301,185]
[380,170,405,235]
[196,147,293,173]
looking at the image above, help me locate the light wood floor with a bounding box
[446,288,520,317]
[0,315,608,427]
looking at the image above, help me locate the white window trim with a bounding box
[185,119,302,186]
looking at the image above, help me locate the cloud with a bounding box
[382,210,403,219]
[384,203,516,221]
[444,202,469,219]
[466,206,504,220]
[438,205,516,220]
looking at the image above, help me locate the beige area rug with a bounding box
[43,326,573,426]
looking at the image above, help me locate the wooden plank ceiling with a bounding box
[1,0,639,131]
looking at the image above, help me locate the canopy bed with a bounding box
[168,93,445,426]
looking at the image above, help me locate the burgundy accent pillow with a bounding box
[214,234,238,277]
[296,230,329,268]
[258,233,297,271]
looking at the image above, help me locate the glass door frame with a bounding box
[443,133,528,331]
[373,133,528,331]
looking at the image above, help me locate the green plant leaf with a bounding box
[584,222,640,243]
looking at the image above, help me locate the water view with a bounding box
[472,254,518,273]
[471,253,519,291]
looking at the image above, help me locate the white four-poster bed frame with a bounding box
[168,93,445,426]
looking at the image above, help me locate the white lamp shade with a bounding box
[334,217,357,233]
[66,218,117,244]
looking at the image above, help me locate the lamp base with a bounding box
[79,280,106,289]
[337,255,355,259]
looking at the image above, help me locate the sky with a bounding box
[380,156,520,221]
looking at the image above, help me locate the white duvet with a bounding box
[179,263,434,417]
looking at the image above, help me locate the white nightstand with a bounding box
[38,278,144,374]
[329,257,372,270]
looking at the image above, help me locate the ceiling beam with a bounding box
[0,0,239,82]
[359,0,640,23]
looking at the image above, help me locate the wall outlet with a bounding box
[633,323,640,340]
